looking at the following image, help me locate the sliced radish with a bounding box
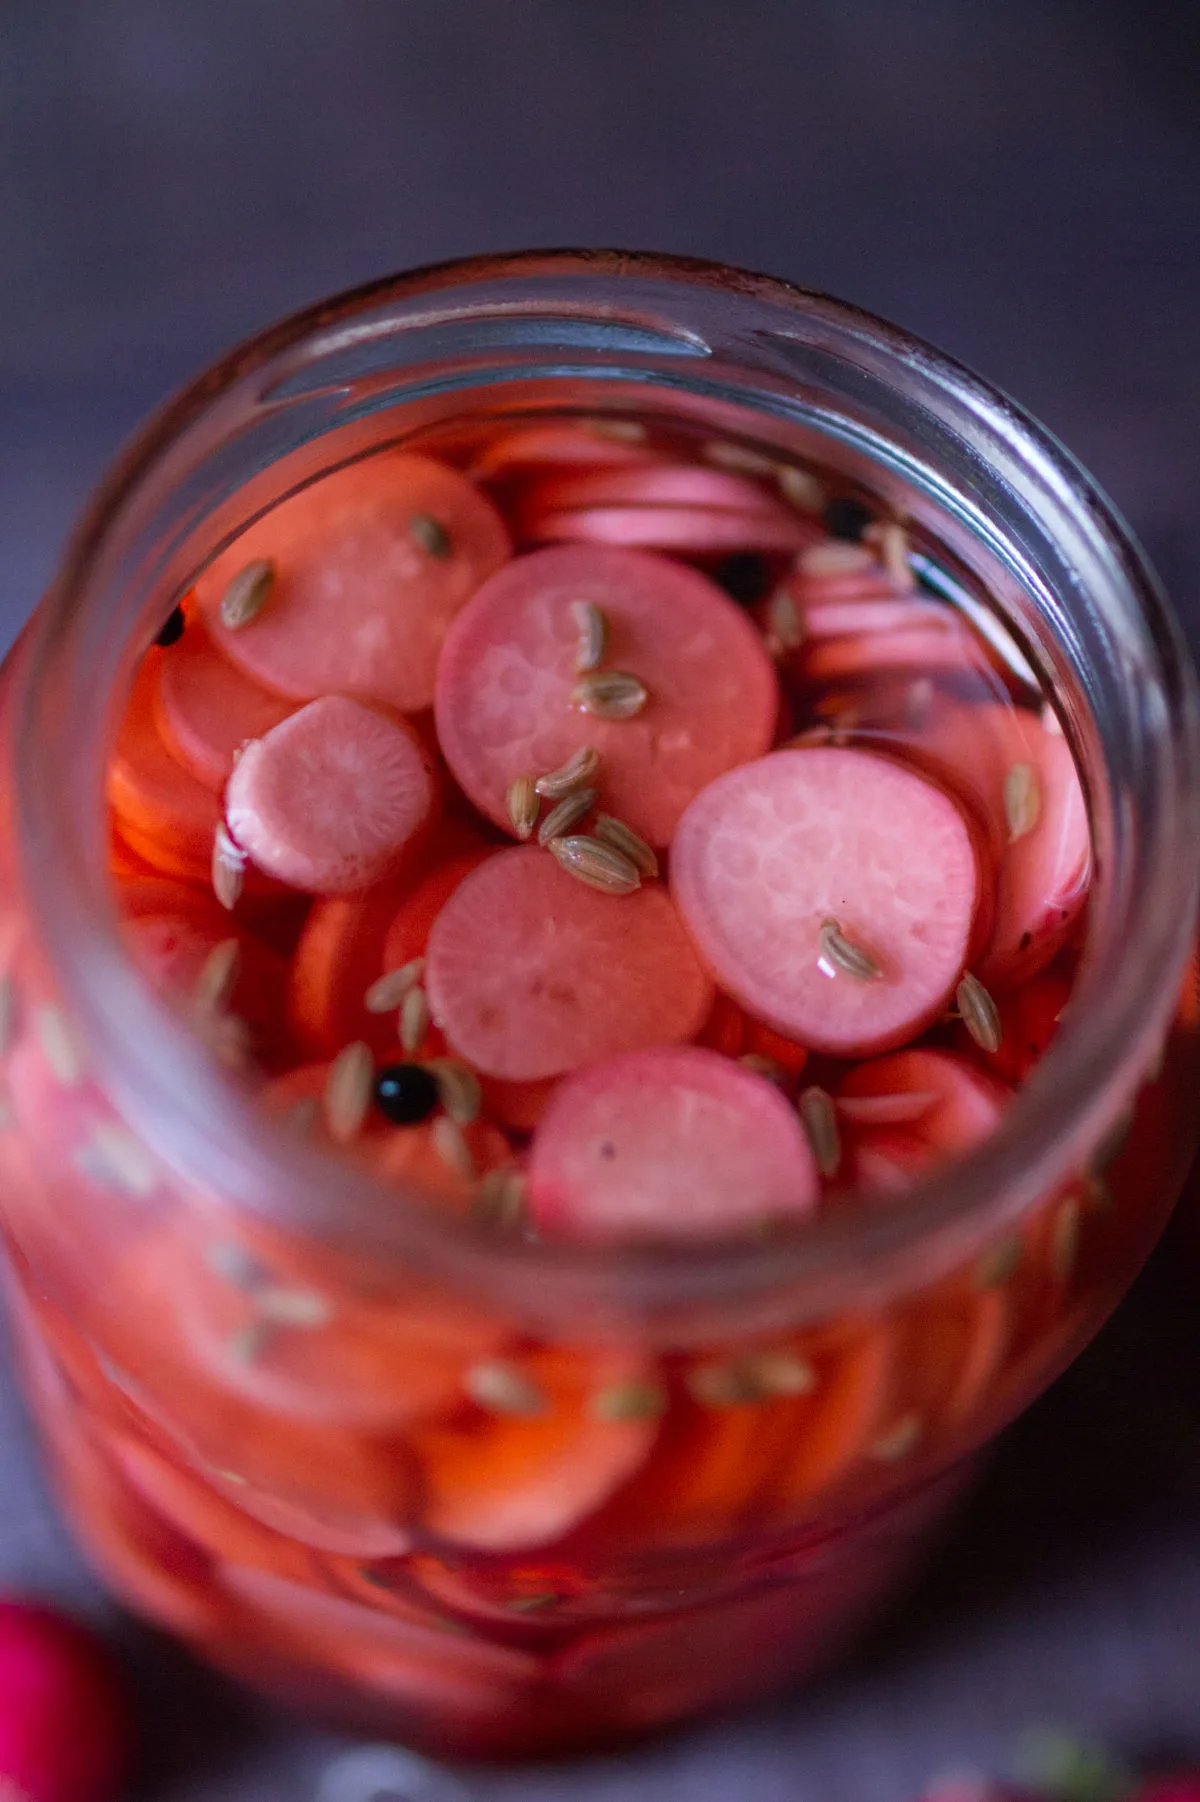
[152,616,295,789]
[800,596,957,641]
[224,696,439,895]
[802,622,991,685]
[517,463,802,517]
[837,1049,1010,1194]
[671,748,980,1055]
[412,1346,661,1551]
[287,847,487,1056]
[980,726,1090,988]
[528,1045,818,1242]
[521,503,811,555]
[434,543,779,847]
[107,652,223,878]
[471,421,662,477]
[197,451,511,714]
[424,846,713,1081]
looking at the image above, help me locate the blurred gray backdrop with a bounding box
[1,5,1199,1800]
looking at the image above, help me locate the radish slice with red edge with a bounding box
[670,747,980,1056]
[979,726,1090,989]
[434,543,779,847]
[529,1045,818,1243]
[837,1049,1010,1195]
[224,695,439,895]
[197,451,510,715]
[152,618,295,789]
[424,846,713,1081]
[521,504,812,555]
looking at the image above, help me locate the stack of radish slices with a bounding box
[111,432,1090,1245]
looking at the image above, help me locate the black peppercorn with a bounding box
[373,1062,440,1125]
[713,552,772,606]
[822,497,874,542]
[155,604,186,647]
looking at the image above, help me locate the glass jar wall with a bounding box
[0,253,1195,1757]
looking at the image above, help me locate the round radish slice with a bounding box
[471,421,661,477]
[225,696,439,896]
[196,452,511,714]
[153,617,295,789]
[434,544,779,847]
[671,747,980,1056]
[424,846,713,1081]
[836,1049,1009,1194]
[801,623,990,685]
[529,1046,818,1242]
[980,727,1090,989]
[518,463,801,516]
[107,652,223,878]
[800,597,956,641]
[522,504,809,555]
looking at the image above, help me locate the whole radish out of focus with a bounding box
[0,1601,131,1802]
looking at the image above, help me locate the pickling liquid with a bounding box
[0,409,1192,1756]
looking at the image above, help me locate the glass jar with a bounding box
[0,251,1196,1759]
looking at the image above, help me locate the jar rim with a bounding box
[12,247,1200,1332]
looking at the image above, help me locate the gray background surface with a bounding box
[2,4,1199,1797]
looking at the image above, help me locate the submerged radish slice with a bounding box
[153,617,295,788]
[522,503,810,555]
[107,652,223,876]
[224,696,438,895]
[424,846,713,1081]
[471,421,662,477]
[529,1045,819,1242]
[197,452,511,714]
[671,747,980,1056]
[836,1049,1009,1194]
[980,725,1090,989]
[435,544,779,847]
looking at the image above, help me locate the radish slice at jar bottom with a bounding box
[670,747,980,1056]
[225,696,440,896]
[36,1406,221,1641]
[434,542,779,847]
[837,1049,1009,1195]
[595,1320,891,1549]
[197,451,511,715]
[77,1231,418,1558]
[424,848,713,1083]
[106,1432,323,1584]
[528,1046,818,1243]
[217,1564,540,1709]
[153,618,295,789]
[174,1215,506,1435]
[552,1571,885,1729]
[412,1348,663,1552]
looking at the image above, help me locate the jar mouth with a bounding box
[12,247,1200,1334]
